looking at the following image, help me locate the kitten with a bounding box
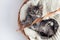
[21,4,43,25]
[30,18,59,39]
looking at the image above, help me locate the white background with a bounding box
[0,0,26,40]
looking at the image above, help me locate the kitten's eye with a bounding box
[32,10,35,14]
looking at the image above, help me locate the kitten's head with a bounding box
[27,4,43,18]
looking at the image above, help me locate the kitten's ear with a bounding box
[39,5,43,9]
[29,5,33,8]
